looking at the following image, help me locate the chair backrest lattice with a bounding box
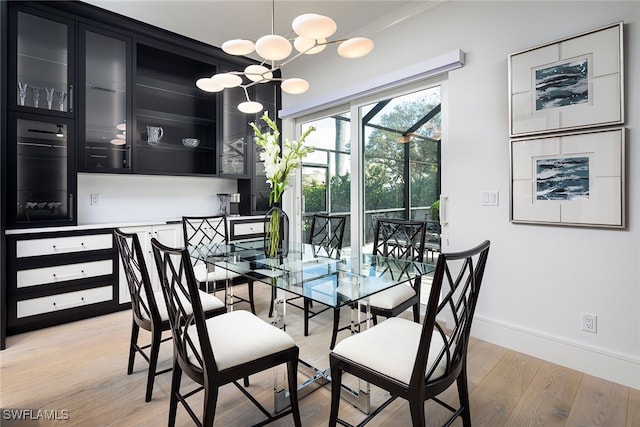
[183,215,228,249]
[114,229,159,326]
[372,218,427,262]
[151,238,216,377]
[182,215,229,271]
[414,240,491,388]
[309,214,347,258]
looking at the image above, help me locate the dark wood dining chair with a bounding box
[367,217,428,324]
[150,238,302,427]
[182,215,256,314]
[329,240,491,427]
[327,218,428,350]
[114,228,225,402]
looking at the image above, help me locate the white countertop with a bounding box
[5,215,264,235]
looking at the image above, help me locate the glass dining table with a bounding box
[188,239,435,413]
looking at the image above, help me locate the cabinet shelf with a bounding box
[136,108,214,126]
[136,75,202,99]
[135,141,214,152]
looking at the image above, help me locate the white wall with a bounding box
[282,1,640,388]
[77,173,237,224]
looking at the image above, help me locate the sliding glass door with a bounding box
[298,83,442,253]
[361,86,441,249]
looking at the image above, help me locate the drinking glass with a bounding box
[31,87,42,108]
[18,82,28,106]
[56,90,67,111]
[45,87,55,110]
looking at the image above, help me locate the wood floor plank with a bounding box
[503,360,583,426]
[1,285,636,427]
[565,375,629,427]
[468,350,544,427]
[627,387,640,427]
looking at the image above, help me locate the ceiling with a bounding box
[82,0,431,61]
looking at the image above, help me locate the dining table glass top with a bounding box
[188,239,435,309]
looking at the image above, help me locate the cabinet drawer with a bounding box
[17,260,113,288]
[16,234,113,258]
[230,220,265,240]
[16,286,113,318]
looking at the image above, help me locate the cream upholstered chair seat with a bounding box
[332,317,446,384]
[145,290,224,323]
[365,284,416,311]
[188,310,296,371]
[192,263,240,283]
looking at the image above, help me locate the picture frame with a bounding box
[510,127,625,228]
[509,22,623,137]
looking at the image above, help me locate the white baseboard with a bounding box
[471,315,640,390]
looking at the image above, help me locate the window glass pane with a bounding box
[301,113,351,247]
[361,86,441,248]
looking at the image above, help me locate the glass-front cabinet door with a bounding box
[8,113,75,228]
[11,6,74,114]
[219,70,248,177]
[79,26,130,172]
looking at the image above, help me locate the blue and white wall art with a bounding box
[536,157,589,201]
[535,58,589,111]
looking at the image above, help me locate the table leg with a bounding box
[272,286,286,330]
[225,277,234,311]
[342,298,371,414]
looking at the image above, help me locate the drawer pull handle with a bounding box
[52,243,86,251]
[53,297,86,309]
[52,270,86,280]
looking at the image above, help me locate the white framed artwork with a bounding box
[510,127,625,228]
[509,22,623,137]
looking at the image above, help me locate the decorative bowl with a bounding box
[182,138,200,148]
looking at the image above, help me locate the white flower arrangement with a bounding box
[250,112,315,205]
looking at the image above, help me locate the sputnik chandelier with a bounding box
[195,1,374,114]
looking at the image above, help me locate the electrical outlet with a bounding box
[582,313,597,333]
[90,194,101,206]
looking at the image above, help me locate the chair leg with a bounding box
[268,286,276,317]
[412,302,420,323]
[145,327,162,402]
[328,361,343,427]
[286,358,302,427]
[247,280,256,314]
[127,320,140,375]
[168,359,182,427]
[202,385,218,427]
[457,366,472,427]
[330,308,341,350]
[303,298,311,336]
[408,398,426,427]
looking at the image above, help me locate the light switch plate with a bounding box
[482,190,499,206]
[90,194,101,206]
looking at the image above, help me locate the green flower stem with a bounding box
[267,207,281,258]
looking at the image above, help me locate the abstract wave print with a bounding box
[535,58,589,111]
[536,157,589,201]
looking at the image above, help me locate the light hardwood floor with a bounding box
[1,284,638,427]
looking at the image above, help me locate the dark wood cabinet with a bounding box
[134,43,217,176]
[78,25,132,173]
[5,229,120,335]
[6,5,77,230]
[8,5,75,116]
